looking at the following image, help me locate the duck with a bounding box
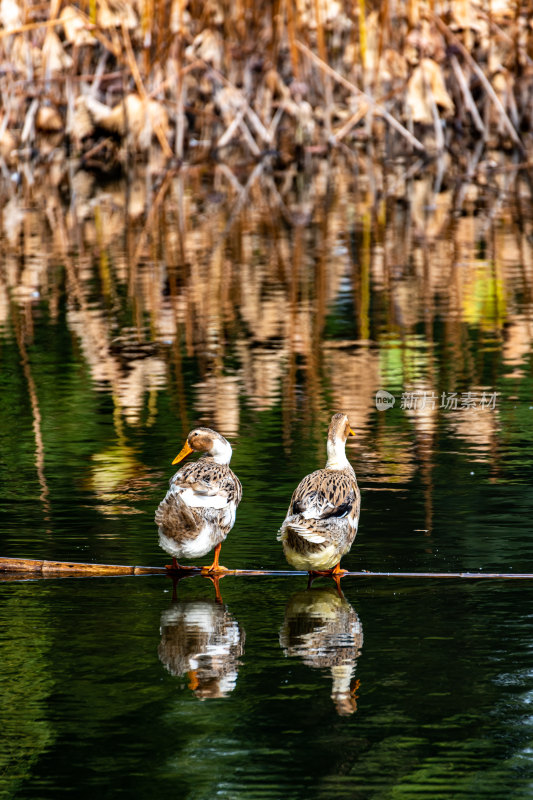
[278,412,360,585]
[280,586,363,715]
[155,427,242,573]
[158,597,245,699]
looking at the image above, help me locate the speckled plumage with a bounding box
[278,413,360,572]
[155,427,242,566]
[158,600,245,698]
[280,586,363,714]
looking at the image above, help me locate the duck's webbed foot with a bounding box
[165,557,200,573]
[201,543,230,575]
[331,562,347,595]
[201,564,230,574]
[307,563,347,593]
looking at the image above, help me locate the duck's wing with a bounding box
[170,460,242,510]
[289,469,359,522]
[280,469,360,545]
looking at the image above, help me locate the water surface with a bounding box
[1,161,533,798]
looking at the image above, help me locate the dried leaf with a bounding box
[60,5,96,46]
[300,0,349,28]
[493,71,510,95]
[449,0,481,32]
[406,21,446,63]
[0,0,22,30]
[407,58,454,124]
[71,96,95,141]
[169,0,191,35]
[215,86,244,122]
[82,93,169,149]
[97,0,137,29]
[3,196,25,246]
[489,0,517,23]
[10,36,41,73]
[201,0,223,26]
[82,95,122,132]
[36,105,63,132]
[185,29,223,71]
[42,30,73,73]
[378,49,408,83]
[0,126,16,162]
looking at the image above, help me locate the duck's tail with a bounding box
[277,516,328,545]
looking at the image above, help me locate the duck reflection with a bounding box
[158,594,245,699]
[280,587,363,715]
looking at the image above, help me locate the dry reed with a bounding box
[0,0,532,177]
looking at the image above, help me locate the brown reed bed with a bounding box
[1,0,533,180]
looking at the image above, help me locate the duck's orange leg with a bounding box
[331,562,347,594]
[201,543,229,574]
[308,562,347,592]
[331,562,347,577]
[204,573,225,604]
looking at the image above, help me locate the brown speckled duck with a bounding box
[278,413,360,583]
[280,586,363,715]
[158,598,245,699]
[155,427,242,573]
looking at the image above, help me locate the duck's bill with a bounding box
[349,428,356,437]
[172,441,194,464]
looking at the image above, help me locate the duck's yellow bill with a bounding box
[349,428,356,437]
[172,441,193,465]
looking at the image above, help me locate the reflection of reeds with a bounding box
[12,308,51,520]
[1,137,533,487]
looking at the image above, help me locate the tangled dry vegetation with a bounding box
[1,0,533,178]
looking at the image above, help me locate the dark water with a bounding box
[1,164,533,798]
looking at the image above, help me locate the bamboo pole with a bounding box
[1,557,533,580]
[0,557,164,575]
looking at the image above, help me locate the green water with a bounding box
[2,575,533,799]
[1,167,533,798]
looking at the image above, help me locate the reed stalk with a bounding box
[295,39,426,153]
[11,313,51,520]
[357,0,367,88]
[285,0,300,81]
[434,14,525,155]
